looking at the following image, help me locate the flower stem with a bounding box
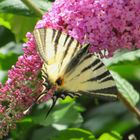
[118,92,140,121]
[21,0,44,17]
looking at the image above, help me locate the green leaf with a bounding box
[0,26,15,47]
[0,13,38,41]
[0,0,31,16]
[0,52,19,70]
[31,102,83,127]
[51,128,96,140]
[105,50,140,67]
[109,64,140,81]
[30,126,59,140]
[11,121,34,140]
[0,0,52,16]
[0,17,11,29]
[32,0,52,13]
[83,102,137,135]
[98,132,122,140]
[0,41,23,54]
[103,50,140,81]
[0,70,8,83]
[17,117,32,123]
[111,71,140,105]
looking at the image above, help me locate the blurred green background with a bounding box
[0,0,140,140]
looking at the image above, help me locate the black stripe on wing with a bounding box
[100,76,114,82]
[67,55,102,80]
[59,37,75,68]
[81,59,101,73]
[71,41,80,57]
[65,44,89,74]
[92,62,104,71]
[43,29,46,50]
[63,34,69,46]
[38,28,46,50]
[54,30,62,54]
[33,29,47,63]
[77,86,118,100]
[51,29,56,42]
[84,70,113,83]
[88,86,118,97]
[63,37,74,58]
[78,53,92,65]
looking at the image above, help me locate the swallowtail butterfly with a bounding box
[33,28,118,116]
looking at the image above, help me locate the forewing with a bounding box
[33,28,84,83]
[62,47,118,100]
[33,28,47,63]
[33,28,83,70]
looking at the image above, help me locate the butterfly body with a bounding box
[33,28,118,101]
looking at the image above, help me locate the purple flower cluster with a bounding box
[37,0,140,56]
[0,33,44,137]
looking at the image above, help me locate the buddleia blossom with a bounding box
[0,33,44,138]
[37,0,140,56]
[1,0,140,138]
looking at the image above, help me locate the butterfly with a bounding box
[33,28,118,117]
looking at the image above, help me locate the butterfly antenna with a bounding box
[45,96,58,119]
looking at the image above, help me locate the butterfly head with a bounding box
[55,77,64,87]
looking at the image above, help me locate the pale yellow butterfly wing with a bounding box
[33,28,118,100]
[33,28,83,83]
[61,46,117,99]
